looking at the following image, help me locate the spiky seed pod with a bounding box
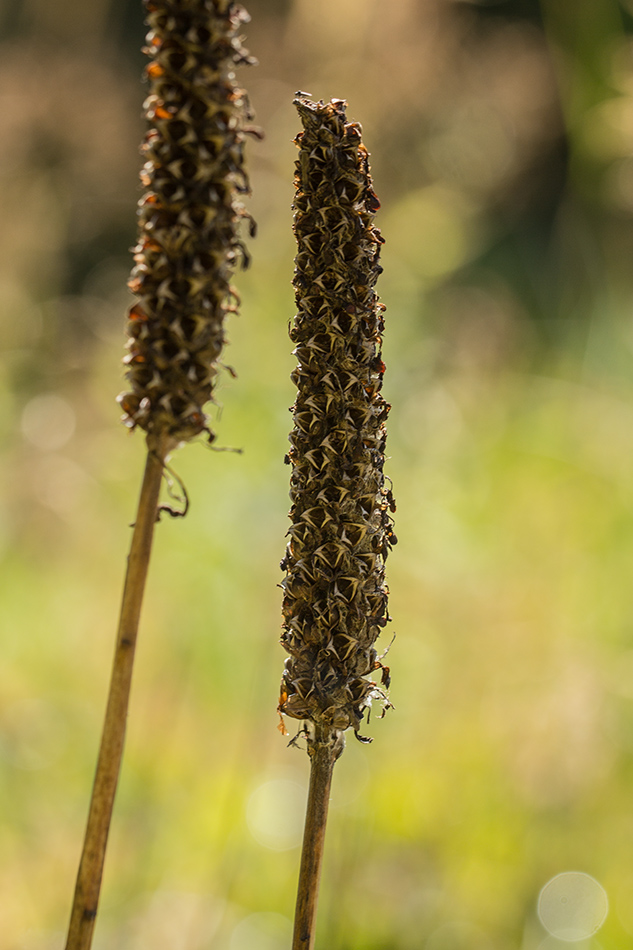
[279,95,395,745]
[118,0,256,446]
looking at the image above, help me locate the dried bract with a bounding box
[119,0,256,445]
[279,95,395,743]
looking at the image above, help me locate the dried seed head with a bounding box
[279,95,395,744]
[118,0,256,447]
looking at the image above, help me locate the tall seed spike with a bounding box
[279,95,394,747]
[118,0,256,446]
[280,96,395,950]
[64,5,255,949]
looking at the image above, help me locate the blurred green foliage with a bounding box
[2,0,633,948]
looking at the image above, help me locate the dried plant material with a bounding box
[64,5,255,949]
[279,95,395,746]
[118,0,257,446]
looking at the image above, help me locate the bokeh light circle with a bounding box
[538,872,608,941]
[246,778,307,851]
[21,394,75,451]
[230,912,292,950]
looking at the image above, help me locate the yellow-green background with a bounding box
[2,0,633,947]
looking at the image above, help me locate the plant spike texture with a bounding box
[279,94,395,749]
[64,4,254,949]
[280,94,395,950]
[119,0,256,449]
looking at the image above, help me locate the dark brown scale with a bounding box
[118,0,255,443]
[278,96,393,742]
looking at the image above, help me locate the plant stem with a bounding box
[65,435,172,950]
[292,725,342,950]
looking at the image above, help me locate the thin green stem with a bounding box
[65,435,172,950]
[292,725,343,950]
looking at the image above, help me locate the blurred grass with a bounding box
[3,0,633,948]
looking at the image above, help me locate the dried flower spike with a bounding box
[281,94,394,950]
[119,0,257,447]
[279,95,394,747]
[64,5,255,950]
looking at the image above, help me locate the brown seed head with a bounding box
[118,0,256,446]
[279,96,395,744]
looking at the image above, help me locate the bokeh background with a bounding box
[2,0,633,947]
